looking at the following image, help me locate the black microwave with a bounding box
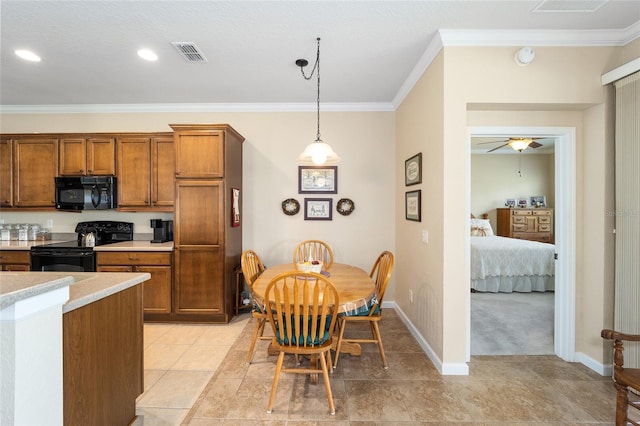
[55,176,118,211]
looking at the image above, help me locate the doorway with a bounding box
[467,126,576,362]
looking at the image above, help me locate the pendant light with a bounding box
[296,38,341,165]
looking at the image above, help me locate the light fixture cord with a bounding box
[299,38,322,143]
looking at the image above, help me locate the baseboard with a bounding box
[385,301,469,376]
[575,351,612,377]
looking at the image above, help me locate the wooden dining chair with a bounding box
[264,271,340,415]
[601,329,640,426]
[293,239,334,270]
[333,250,394,370]
[240,249,270,364]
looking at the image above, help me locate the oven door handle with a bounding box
[31,251,94,257]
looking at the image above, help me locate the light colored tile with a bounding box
[137,370,214,409]
[154,324,208,344]
[172,344,232,371]
[196,325,249,346]
[142,369,167,393]
[144,343,190,370]
[136,407,189,426]
[144,324,175,347]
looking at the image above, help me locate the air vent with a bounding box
[171,42,208,63]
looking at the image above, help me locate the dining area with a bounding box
[239,240,395,415]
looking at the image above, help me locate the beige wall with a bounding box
[0,111,396,281]
[471,153,555,227]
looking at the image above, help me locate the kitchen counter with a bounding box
[0,240,68,250]
[94,240,174,251]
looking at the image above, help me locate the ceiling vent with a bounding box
[171,42,208,63]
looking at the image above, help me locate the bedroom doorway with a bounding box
[468,126,576,362]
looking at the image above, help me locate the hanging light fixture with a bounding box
[508,137,533,152]
[295,38,340,165]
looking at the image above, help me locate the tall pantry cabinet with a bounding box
[171,124,244,323]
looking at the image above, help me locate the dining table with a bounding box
[251,262,376,358]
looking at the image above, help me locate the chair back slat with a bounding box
[241,250,266,289]
[265,272,339,349]
[293,240,334,270]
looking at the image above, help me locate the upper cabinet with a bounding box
[172,124,243,179]
[13,138,58,208]
[59,137,116,176]
[117,134,174,211]
[0,139,13,207]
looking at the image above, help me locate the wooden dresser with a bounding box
[496,208,554,243]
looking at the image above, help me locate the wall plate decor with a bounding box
[231,188,240,227]
[298,166,337,194]
[336,198,355,216]
[405,190,421,221]
[304,198,333,220]
[281,198,300,215]
[405,152,422,186]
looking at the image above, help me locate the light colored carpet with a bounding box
[471,291,554,355]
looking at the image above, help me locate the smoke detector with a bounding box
[171,42,208,63]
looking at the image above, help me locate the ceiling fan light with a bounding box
[297,140,341,165]
[509,138,532,151]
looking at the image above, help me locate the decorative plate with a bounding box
[281,198,300,215]
[336,198,355,216]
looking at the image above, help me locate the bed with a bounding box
[470,217,555,292]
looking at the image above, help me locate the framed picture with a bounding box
[504,198,516,208]
[405,152,422,186]
[517,198,528,208]
[530,196,547,208]
[298,166,337,194]
[231,188,240,227]
[304,198,333,220]
[405,190,421,221]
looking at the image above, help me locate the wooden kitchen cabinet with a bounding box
[59,137,116,176]
[117,135,174,211]
[96,251,173,317]
[13,138,58,208]
[0,250,31,271]
[171,124,244,323]
[496,207,554,243]
[0,138,13,207]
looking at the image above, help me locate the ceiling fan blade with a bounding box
[487,143,509,152]
[529,141,543,148]
[477,139,508,145]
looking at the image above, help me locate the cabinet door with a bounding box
[174,130,224,178]
[87,138,116,175]
[97,265,133,272]
[137,265,172,314]
[175,180,222,246]
[117,138,151,207]
[0,139,13,207]
[13,139,58,207]
[152,137,175,208]
[59,138,87,175]
[174,247,224,314]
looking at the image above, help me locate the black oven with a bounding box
[30,221,133,272]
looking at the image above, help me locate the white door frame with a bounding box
[467,126,576,362]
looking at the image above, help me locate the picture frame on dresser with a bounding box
[530,196,546,208]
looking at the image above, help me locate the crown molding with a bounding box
[0,102,395,114]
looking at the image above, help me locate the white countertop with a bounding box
[0,271,150,313]
[0,240,173,251]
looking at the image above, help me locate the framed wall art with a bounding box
[405,152,422,186]
[304,198,333,220]
[405,190,421,222]
[298,166,337,194]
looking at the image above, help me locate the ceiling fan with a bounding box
[478,137,544,153]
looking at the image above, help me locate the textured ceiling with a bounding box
[1,0,639,109]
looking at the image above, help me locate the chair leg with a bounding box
[333,317,347,369]
[246,317,265,364]
[266,351,285,413]
[371,321,388,369]
[319,351,336,415]
[614,382,629,426]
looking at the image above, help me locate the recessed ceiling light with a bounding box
[15,49,41,62]
[137,49,158,61]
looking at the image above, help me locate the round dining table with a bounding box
[251,262,376,357]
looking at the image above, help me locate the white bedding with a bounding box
[470,235,555,293]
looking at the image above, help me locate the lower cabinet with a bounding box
[0,250,30,271]
[96,251,172,318]
[174,247,225,319]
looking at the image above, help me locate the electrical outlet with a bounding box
[421,230,428,244]
[46,219,54,228]
[409,289,413,303]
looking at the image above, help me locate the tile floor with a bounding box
[137,309,620,425]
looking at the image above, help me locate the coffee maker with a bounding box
[150,219,174,243]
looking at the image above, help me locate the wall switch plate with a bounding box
[421,230,428,244]
[46,219,54,228]
[409,289,413,303]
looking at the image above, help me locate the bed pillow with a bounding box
[470,218,494,236]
